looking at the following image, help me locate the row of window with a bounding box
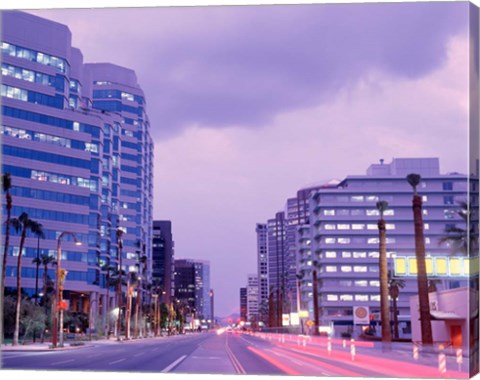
[1,124,89,150]
[2,84,64,109]
[2,42,68,73]
[10,185,89,206]
[325,294,381,302]
[93,89,144,105]
[7,246,85,262]
[2,106,101,138]
[4,145,90,169]
[323,237,398,245]
[8,205,88,225]
[93,100,142,116]
[319,264,378,273]
[2,63,65,91]
[322,223,396,231]
[322,209,395,217]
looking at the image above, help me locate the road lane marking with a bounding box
[51,359,74,365]
[109,358,126,365]
[134,352,145,357]
[225,335,246,374]
[160,354,187,373]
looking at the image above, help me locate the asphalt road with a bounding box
[1,331,470,378]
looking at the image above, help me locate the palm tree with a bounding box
[388,272,405,340]
[1,173,13,343]
[11,212,44,346]
[439,201,478,254]
[376,200,392,343]
[115,228,124,340]
[32,254,57,305]
[406,173,433,345]
[101,262,116,335]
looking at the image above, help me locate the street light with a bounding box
[52,231,81,348]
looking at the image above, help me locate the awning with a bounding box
[430,311,464,320]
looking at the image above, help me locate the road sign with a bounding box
[306,319,314,328]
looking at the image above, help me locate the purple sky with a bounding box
[24,2,471,317]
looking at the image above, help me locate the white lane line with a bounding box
[51,359,75,365]
[109,358,126,365]
[134,352,144,357]
[160,354,187,373]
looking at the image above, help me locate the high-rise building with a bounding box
[255,223,268,323]
[239,287,247,322]
[1,11,153,323]
[174,259,211,320]
[152,221,174,305]
[307,158,469,336]
[173,259,196,310]
[246,274,259,322]
[267,211,286,327]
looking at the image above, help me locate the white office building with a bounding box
[303,158,469,337]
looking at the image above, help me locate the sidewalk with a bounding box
[0,336,154,352]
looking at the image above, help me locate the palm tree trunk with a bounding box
[412,195,433,345]
[13,229,27,346]
[392,297,399,339]
[312,269,319,336]
[378,218,392,343]
[105,274,110,335]
[1,192,12,344]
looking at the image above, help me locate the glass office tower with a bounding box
[1,11,153,327]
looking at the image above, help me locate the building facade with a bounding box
[307,158,469,336]
[1,11,154,327]
[246,273,259,323]
[174,259,211,321]
[256,223,268,324]
[152,221,174,305]
[267,212,286,327]
[239,287,247,322]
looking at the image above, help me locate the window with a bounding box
[323,209,335,216]
[351,195,364,202]
[341,266,352,272]
[368,238,379,244]
[337,209,349,216]
[325,238,336,244]
[324,224,336,230]
[327,295,338,301]
[355,295,368,302]
[384,209,395,216]
[339,280,353,287]
[370,280,380,287]
[352,224,365,230]
[444,209,455,219]
[338,238,351,244]
[351,209,364,216]
[368,265,379,272]
[422,195,428,202]
[444,196,454,205]
[370,295,381,301]
[367,224,377,230]
[386,223,396,230]
[355,280,368,287]
[354,266,367,272]
[342,251,352,258]
[340,294,353,301]
[338,224,350,230]
[424,223,430,230]
[443,182,453,191]
[353,251,366,258]
[325,251,336,258]
[366,209,380,216]
[368,251,379,258]
[366,195,379,202]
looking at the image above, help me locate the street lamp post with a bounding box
[52,231,81,348]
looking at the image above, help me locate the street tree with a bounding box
[11,212,44,346]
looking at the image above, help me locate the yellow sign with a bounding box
[394,256,475,277]
[306,320,314,328]
[298,310,309,318]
